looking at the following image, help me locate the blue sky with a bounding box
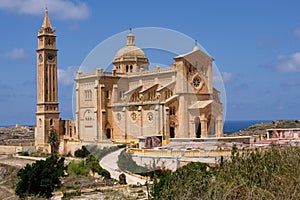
[0,0,300,125]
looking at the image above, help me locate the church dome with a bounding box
[113,30,148,63]
[114,45,147,61]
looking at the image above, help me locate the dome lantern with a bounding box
[126,28,135,46]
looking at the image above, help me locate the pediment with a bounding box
[174,49,213,67]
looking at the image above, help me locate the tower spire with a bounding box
[42,7,52,29]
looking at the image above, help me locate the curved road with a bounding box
[99,149,146,185]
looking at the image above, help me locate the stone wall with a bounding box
[131,154,215,171]
[0,145,35,154]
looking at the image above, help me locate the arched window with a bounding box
[130,65,133,72]
[194,117,201,138]
[69,126,72,137]
[50,118,53,126]
[126,65,129,72]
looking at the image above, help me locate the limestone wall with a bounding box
[131,154,213,171]
[0,145,35,154]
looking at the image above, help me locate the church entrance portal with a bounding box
[106,129,111,139]
[195,117,201,138]
[170,127,175,138]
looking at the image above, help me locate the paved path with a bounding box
[99,149,146,185]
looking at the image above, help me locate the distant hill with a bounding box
[228,120,300,137]
[0,126,34,145]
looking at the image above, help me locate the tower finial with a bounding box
[127,28,135,46]
[193,39,199,51]
[42,7,52,29]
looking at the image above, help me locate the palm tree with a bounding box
[48,130,59,154]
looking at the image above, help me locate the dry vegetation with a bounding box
[0,163,19,199]
[152,145,300,200]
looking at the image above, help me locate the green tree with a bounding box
[86,155,111,179]
[48,130,59,154]
[15,154,66,199]
[74,146,90,158]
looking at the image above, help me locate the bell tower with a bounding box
[35,8,60,152]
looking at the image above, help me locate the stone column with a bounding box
[139,106,143,136]
[94,80,99,141]
[112,84,118,103]
[98,84,105,141]
[155,104,160,136]
[201,118,208,138]
[124,107,127,140]
[165,106,170,140]
[216,119,223,137]
[75,81,80,139]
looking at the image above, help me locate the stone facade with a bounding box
[35,10,223,153]
[35,9,77,153]
[76,30,223,144]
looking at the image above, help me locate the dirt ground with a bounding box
[0,155,35,199]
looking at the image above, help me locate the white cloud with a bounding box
[213,71,235,84]
[0,0,89,20]
[58,66,78,86]
[273,52,300,72]
[4,48,27,60]
[221,72,234,83]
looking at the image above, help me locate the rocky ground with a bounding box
[0,155,35,199]
[0,154,148,200]
[0,126,35,145]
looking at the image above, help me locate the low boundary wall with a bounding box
[0,145,35,154]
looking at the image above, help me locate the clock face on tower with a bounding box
[47,54,54,62]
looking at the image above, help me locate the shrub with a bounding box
[86,155,111,179]
[91,146,120,160]
[118,150,149,174]
[152,162,212,199]
[67,160,89,176]
[15,154,66,199]
[117,144,127,148]
[151,145,300,200]
[67,155,111,179]
[74,146,90,158]
[19,151,29,156]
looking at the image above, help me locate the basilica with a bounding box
[35,9,223,153]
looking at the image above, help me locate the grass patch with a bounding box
[67,160,89,177]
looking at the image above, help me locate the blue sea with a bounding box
[223,120,272,133]
[1,120,272,133]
